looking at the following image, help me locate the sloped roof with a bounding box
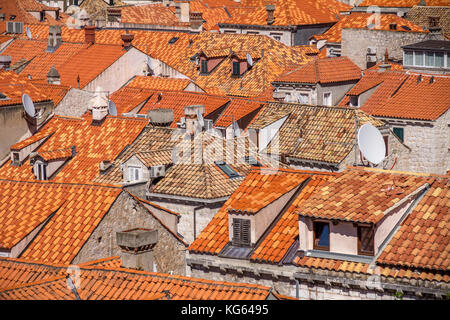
[0,70,51,107]
[274,56,361,84]
[311,13,426,44]
[0,260,281,300]
[341,70,450,121]
[220,0,352,27]
[377,178,449,271]
[295,167,432,224]
[109,86,153,114]
[214,97,264,128]
[0,0,62,25]
[127,76,192,92]
[249,102,385,164]
[0,115,148,184]
[406,5,450,38]
[357,0,449,7]
[133,149,173,168]
[120,3,190,27]
[0,179,122,264]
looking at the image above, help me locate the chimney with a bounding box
[84,25,95,44]
[116,229,158,272]
[190,12,203,30]
[91,92,108,123]
[180,2,190,23]
[121,32,134,50]
[47,65,60,84]
[184,104,205,135]
[175,3,181,19]
[266,4,275,25]
[47,25,62,52]
[0,55,11,70]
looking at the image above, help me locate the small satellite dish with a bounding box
[232,121,241,137]
[26,27,32,40]
[147,56,153,70]
[196,109,204,127]
[108,100,117,116]
[358,123,386,165]
[246,53,253,67]
[22,94,36,117]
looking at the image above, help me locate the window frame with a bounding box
[36,162,47,180]
[200,59,208,74]
[393,127,404,143]
[128,165,142,182]
[357,224,375,256]
[232,61,240,76]
[232,218,251,247]
[313,221,330,251]
[323,92,332,106]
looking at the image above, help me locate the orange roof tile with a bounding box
[0,0,62,24]
[221,0,352,26]
[127,76,192,92]
[120,4,190,27]
[0,115,147,184]
[311,13,426,44]
[295,167,432,224]
[0,70,51,107]
[377,178,449,271]
[214,97,264,128]
[357,0,449,7]
[109,86,154,115]
[274,56,361,84]
[37,147,73,161]
[0,262,279,300]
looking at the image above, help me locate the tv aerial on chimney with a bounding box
[26,26,32,40]
[357,123,386,166]
[22,93,36,118]
[108,100,117,116]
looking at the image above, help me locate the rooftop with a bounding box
[357,0,450,7]
[273,56,362,84]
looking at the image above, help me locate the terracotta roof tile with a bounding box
[214,97,264,128]
[311,13,426,44]
[0,115,147,184]
[127,76,192,92]
[295,167,432,224]
[109,86,153,115]
[357,0,449,7]
[274,56,361,84]
[0,0,62,24]
[120,4,190,27]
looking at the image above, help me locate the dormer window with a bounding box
[232,61,240,76]
[34,162,47,180]
[313,221,330,251]
[232,218,251,246]
[357,225,374,256]
[129,166,142,182]
[11,152,20,165]
[349,95,359,107]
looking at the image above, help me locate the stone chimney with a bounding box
[378,48,392,72]
[184,105,205,135]
[47,25,62,52]
[190,12,203,30]
[266,4,275,25]
[116,229,158,272]
[84,25,95,44]
[47,65,60,84]
[91,91,108,123]
[0,56,11,70]
[121,32,134,50]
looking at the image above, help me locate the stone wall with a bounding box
[55,88,96,117]
[146,198,224,245]
[72,192,187,276]
[341,28,431,70]
[382,110,450,175]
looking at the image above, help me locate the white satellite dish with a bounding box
[108,100,117,116]
[147,56,153,70]
[26,27,32,40]
[196,109,204,127]
[246,53,253,67]
[357,123,386,165]
[22,94,36,117]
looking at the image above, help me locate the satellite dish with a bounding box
[22,94,36,117]
[196,109,204,127]
[358,123,386,165]
[108,100,117,116]
[232,121,241,137]
[147,56,153,70]
[246,53,253,67]
[26,27,32,40]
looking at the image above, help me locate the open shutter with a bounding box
[232,218,251,246]
[241,219,250,246]
[232,218,241,246]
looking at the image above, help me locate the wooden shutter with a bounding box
[232,218,251,246]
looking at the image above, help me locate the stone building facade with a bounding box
[341,28,439,69]
[72,192,188,276]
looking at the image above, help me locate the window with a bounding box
[244,156,261,166]
[36,162,47,180]
[323,92,332,106]
[12,152,19,164]
[247,31,259,35]
[435,52,444,67]
[357,225,374,256]
[128,166,141,182]
[425,51,434,67]
[393,127,404,143]
[404,51,413,66]
[349,95,359,107]
[313,221,330,251]
[215,161,240,178]
[232,61,240,76]
[232,218,251,246]
[414,51,424,66]
[299,93,309,104]
[200,59,208,74]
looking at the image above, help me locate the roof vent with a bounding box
[121,33,134,50]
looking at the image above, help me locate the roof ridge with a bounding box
[346,166,448,178]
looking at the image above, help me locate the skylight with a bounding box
[215,161,240,179]
[168,37,179,44]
